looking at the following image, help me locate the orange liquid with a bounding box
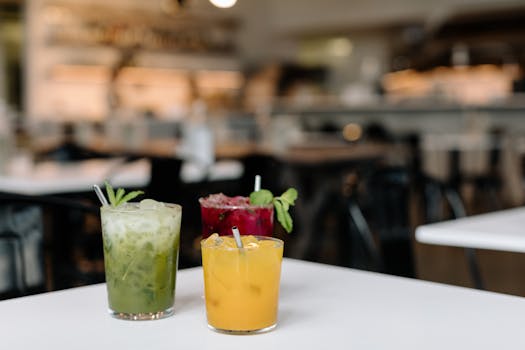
[201,236,283,331]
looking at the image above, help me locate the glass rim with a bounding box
[201,235,283,251]
[198,197,273,210]
[100,202,182,213]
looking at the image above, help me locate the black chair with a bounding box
[0,198,45,298]
[417,136,488,289]
[145,157,184,204]
[278,151,384,271]
[343,171,384,272]
[0,192,103,298]
[358,166,415,277]
[0,230,33,298]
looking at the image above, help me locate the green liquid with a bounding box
[101,203,181,315]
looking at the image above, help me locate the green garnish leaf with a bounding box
[115,188,125,203]
[118,190,144,205]
[105,181,144,207]
[280,188,298,206]
[105,181,116,205]
[249,187,298,233]
[274,198,293,233]
[249,189,274,205]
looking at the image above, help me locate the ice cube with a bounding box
[203,233,222,247]
[221,236,238,248]
[245,242,259,250]
[103,219,127,238]
[258,240,278,249]
[139,199,162,210]
[241,235,258,246]
[137,219,160,234]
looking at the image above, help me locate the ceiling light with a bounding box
[209,0,237,8]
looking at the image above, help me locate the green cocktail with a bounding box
[101,199,182,320]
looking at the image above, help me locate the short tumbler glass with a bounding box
[100,202,182,320]
[201,235,284,334]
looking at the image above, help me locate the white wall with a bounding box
[266,0,525,34]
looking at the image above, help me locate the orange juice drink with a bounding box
[201,234,284,334]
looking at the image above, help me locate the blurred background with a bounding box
[2,0,525,298]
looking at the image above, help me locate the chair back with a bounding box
[0,192,101,298]
[0,203,44,297]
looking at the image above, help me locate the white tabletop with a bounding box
[0,158,151,195]
[416,207,525,253]
[1,258,525,349]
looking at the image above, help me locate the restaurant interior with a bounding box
[2,0,525,301]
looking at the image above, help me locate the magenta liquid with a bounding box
[199,194,274,238]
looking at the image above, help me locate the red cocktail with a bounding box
[199,193,274,238]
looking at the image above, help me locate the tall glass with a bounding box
[201,235,284,334]
[199,194,273,238]
[100,202,182,320]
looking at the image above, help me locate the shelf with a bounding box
[42,3,239,56]
[47,64,243,90]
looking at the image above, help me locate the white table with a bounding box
[415,207,525,289]
[415,207,525,253]
[1,258,525,349]
[0,158,151,195]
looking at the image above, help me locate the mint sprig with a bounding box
[105,181,144,207]
[249,188,298,233]
[249,189,274,205]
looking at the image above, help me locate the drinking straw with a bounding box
[231,226,244,249]
[93,184,109,206]
[254,175,261,192]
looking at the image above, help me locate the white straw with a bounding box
[231,226,244,249]
[254,175,261,192]
[93,184,109,206]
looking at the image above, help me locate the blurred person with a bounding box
[39,123,103,162]
[178,73,214,182]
